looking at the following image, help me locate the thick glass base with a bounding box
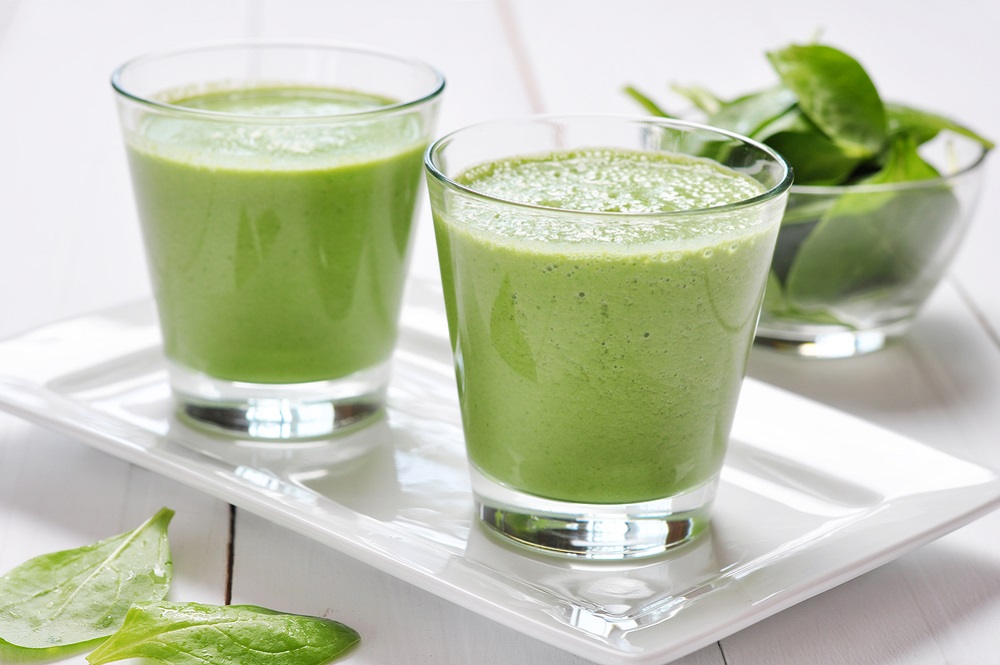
[754,319,913,359]
[168,360,389,441]
[471,467,716,560]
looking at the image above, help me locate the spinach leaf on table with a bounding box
[86,602,360,665]
[0,509,360,665]
[0,508,173,650]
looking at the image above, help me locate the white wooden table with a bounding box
[2,2,999,663]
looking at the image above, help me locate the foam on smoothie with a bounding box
[132,86,423,169]
[452,149,768,248]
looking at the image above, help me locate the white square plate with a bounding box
[1,280,998,665]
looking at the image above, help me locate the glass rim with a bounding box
[790,137,990,196]
[424,113,794,219]
[110,41,446,122]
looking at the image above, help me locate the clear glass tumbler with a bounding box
[425,115,791,558]
[112,43,443,441]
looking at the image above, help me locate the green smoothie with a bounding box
[433,148,777,504]
[125,87,426,383]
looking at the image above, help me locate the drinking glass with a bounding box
[425,115,791,558]
[112,43,443,440]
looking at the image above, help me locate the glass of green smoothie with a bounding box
[112,44,443,441]
[426,115,792,559]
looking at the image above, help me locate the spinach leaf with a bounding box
[762,270,845,326]
[0,636,103,663]
[779,188,839,226]
[769,214,821,282]
[626,40,992,331]
[86,602,360,665]
[863,134,940,184]
[707,87,798,139]
[622,85,674,118]
[626,41,991,187]
[0,508,173,650]
[755,107,869,184]
[887,103,996,149]
[784,136,960,306]
[670,83,724,115]
[767,44,888,158]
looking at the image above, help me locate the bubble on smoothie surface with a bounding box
[453,149,769,245]
[458,149,762,212]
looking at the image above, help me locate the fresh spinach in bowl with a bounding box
[627,42,993,336]
[626,42,993,186]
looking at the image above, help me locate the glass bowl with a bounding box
[755,132,989,358]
